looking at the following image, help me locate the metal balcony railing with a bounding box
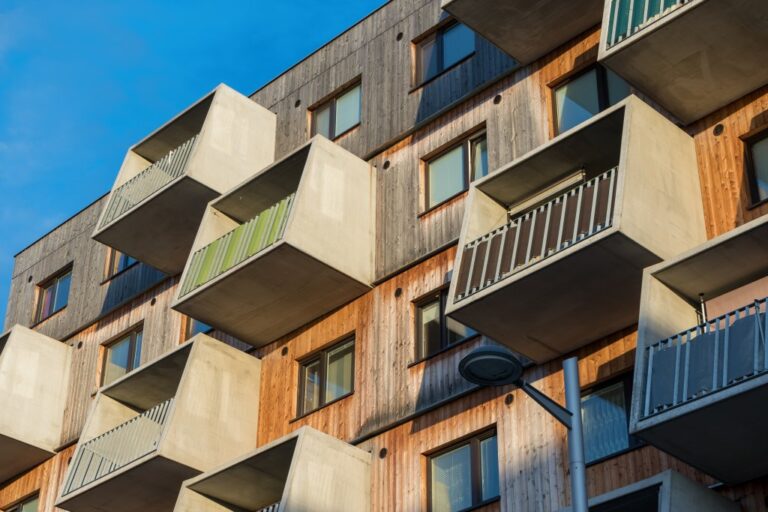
[100,135,198,229]
[179,193,296,297]
[257,503,280,512]
[62,398,174,496]
[606,0,692,48]
[642,298,768,418]
[455,168,617,302]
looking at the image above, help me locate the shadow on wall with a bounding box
[99,262,166,316]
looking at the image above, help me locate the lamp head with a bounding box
[458,345,524,386]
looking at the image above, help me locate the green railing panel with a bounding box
[179,193,296,297]
[606,0,690,48]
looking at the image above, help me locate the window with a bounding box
[312,82,361,140]
[34,266,72,323]
[429,430,499,512]
[581,373,642,464]
[416,289,477,360]
[102,327,143,386]
[553,65,630,135]
[185,317,213,340]
[746,131,768,204]
[298,337,354,416]
[8,494,39,512]
[105,248,138,278]
[425,132,488,209]
[416,21,475,84]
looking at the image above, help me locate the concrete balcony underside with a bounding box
[599,0,768,124]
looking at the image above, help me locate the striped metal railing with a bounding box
[454,168,618,302]
[642,298,768,418]
[99,135,198,229]
[178,193,296,297]
[61,398,174,496]
[606,0,692,48]
[257,503,280,512]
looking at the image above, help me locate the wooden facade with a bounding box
[3,0,768,511]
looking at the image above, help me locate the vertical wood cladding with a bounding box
[691,85,768,238]
[4,196,167,341]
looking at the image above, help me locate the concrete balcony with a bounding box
[558,470,737,512]
[631,214,768,484]
[56,334,261,512]
[0,325,71,482]
[93,84,276,274]
[441,0,604,64]
[173,427,371,512]
[599,0,768,124]
[446,96,706,363]
[172,136,375,347]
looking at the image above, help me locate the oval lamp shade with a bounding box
[458,345,524,386]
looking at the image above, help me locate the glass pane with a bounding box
[301,359,321,414]
[554,69,600,134]
[132,331,143,371]
[606,69,631,107]
[53,271,71,312]
[419,36,439,82]
[20,496,39,512]
[187,318,212,339]
[480,435,500,501]
[334,84,361,136]
[471,136,489,181]
[313,104,332,138]
[116,252,138,272]
[104,336,132,385]
[38,283,55,321]
[325,340,354,402]
[751,136,768,202]
[419,299,442,357]
[427,145,465,208]
[431,444,473,512]
[442,23,475,69]
[581,381,630,463]
[446,316,477,346]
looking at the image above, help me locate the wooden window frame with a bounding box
[413,20,476,88]
[101,324,144,386]
[33,264,73,325]
[551,64,613,136]
[426,428,500,512]
[414,288,479,363]
[7,493,40,512]
[296,336,355,418]
[310,80,362,141]
[744,129,768,208]
[581,371,644,466]
[422,130,488,213]
[103,247,139,281]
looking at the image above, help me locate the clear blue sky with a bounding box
[0,0,387,324]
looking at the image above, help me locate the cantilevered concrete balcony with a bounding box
[441,0,603,64]
[173,427,371,512]
[56,334,260,512]
[558,470,737,512]
[631,214,768,484]
[93,84,276,274]
[0,325,70,483]
[599,0,768,124]
[172,136,375,347]
[446,96,706,363]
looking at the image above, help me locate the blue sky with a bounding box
[0,0,387,323]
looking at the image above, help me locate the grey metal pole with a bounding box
[563,356,589,512]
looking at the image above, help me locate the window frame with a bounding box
[744,129,768,208]
[414,288,479,363]
[310,80,362,141]
[426,428,500,512]
[423,130,488,213]
[581,371,644,466]
[33,264,73,324]
[551,64,617,136]
[7,493,39,512]
[103,247,139,281]
[413,20,477,87]
[183,316,214,341]
[296,335,355,417]
[101,324,144,386]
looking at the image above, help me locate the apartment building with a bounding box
[2,0,768,510]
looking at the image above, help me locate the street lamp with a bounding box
[459,345,589,512]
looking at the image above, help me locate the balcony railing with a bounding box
[257,504,280,512]
[100,135,198,229]
[606,0,692,48]
[642,298,768,418]
[62,398,174,496]
[455,168,617,301]
[178,193,296,297]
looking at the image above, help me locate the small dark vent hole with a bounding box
[396,32,404,41]
[713,124,724,136]
[379,448,388,459]
[493,94,502,105]
[294,99,302,108]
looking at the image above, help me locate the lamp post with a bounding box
[459,346,589,512]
